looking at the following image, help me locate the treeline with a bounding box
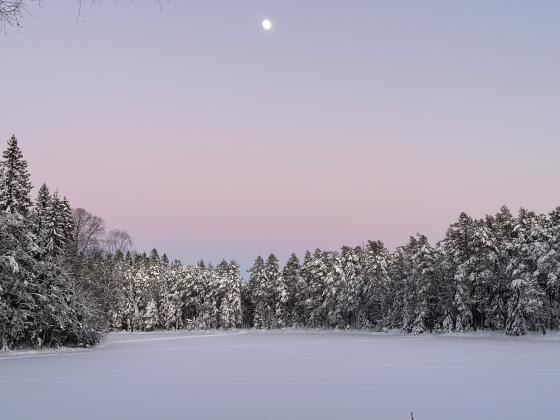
[1,136,559,350]
[244,207,559,335]
[102,206,560,337]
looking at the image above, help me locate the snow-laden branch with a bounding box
[0,254,18,273]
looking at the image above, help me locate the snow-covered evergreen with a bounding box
[0,135,33,216]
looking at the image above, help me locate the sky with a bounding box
[1,1,559,275]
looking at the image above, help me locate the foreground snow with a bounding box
[1,331,559,420]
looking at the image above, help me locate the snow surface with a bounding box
[1,330,559,420]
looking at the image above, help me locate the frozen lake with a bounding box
[1,330,559,420]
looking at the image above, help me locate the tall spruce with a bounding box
[44,191,67,258]
[282,253,301,327]
[0,136,33,216]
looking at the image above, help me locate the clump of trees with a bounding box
[1,135,559,350]
[107,254,242,331]
[244,207,560,336]
[0,135,102,349]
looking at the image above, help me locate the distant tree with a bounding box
[337,246,364,328]
[72,208,106,255]
[218,260,242,329]
[505,209,545,335]
[409,235,439,334]
[441,212,478,332]
[104,229,133,255]
[264,254,286,328]
[248,256,268,329]
[60,196,75,246]
[43,191,67,258]
[293,251,312,327]
[363,240,391,328]
[144,300,159,331]
[34,183,50,226]
[282,253,301,327]
[306,249,330,328]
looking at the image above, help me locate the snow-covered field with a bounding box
[1,330,559,420]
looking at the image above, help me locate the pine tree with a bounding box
[324,256,343,328]
[144,300,159,331]
[282,253,301,327]
[340,246,367,328]
[0,212,40,348]
[44,191,67,258]
[361,241,391,328]
[218,261,242,329]
[387,243,416,333]
[409,235,439,334]
[34,183,50,229]
[483,206,515,330]
[0,135,33,216]
[442,212,478,332]
[61,196,75,247]
[264,254,283,328]
[505,209,545,335]
[149,248,160,263]
[306,249,331,328]
[293,251,312,327]
[248,256,267,328]
[33,183,51,253]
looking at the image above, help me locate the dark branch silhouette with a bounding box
[1,0,164,29]
[0,0,27,28]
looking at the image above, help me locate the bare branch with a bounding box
[103,229,133,255]
[0,0,26,29]
[1,0,167,29]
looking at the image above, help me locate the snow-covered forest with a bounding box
[1,136,559,350]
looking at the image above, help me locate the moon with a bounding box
[262,19,272,31]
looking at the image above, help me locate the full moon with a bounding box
[262,19,272,31]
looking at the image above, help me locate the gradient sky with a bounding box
[1,1,559,275]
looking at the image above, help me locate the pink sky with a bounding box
[1,1,559,272]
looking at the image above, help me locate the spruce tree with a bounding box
[33,183,51,253]
[337,246,364,328]
[363,240,391,328]
[306,249,330,328]
[282,253,301,327]
[293,250,312,327]
[34,183,50,226]
[264,254,283,328]
[248,256,267,328]
[61,196,75,247]
[505,209,545,335]
[410,235,438,334]
[44,191,66,258]
[218,260,242,329]
[0,135,33,215]
[442,212,478,331]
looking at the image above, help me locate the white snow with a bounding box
[1,330,559,420]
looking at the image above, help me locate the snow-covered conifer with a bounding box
[0,135,33,216]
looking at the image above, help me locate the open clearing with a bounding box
[1,330,559,420]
